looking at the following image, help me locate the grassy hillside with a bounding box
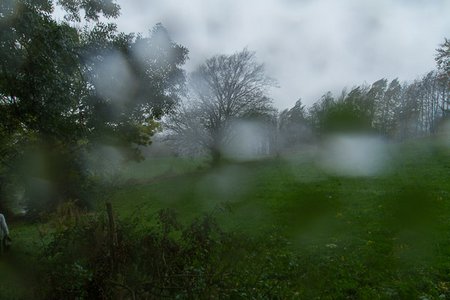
[4,139,450,298]
[112,141,449,232]
[108,140,450,298]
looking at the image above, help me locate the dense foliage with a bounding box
[0,0,187,213]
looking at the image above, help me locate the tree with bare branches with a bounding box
[165,49,275,163]
[435,38,450,116]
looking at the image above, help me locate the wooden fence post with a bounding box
[106,201,118,273]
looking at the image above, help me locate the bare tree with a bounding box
[435,38,450,116]
[163,101,210,156]
[165,49,275,162]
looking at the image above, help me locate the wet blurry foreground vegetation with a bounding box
[2,139,450,299]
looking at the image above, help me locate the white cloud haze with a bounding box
[112,0,449,109]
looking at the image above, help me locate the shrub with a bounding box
[34,208,302,299]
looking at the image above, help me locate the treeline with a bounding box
[163,40,449,158]
[165,48,449,158]
[280,70,449,149]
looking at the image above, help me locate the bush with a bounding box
[34,208,302,299]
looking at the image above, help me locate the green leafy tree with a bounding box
[0,1,187,213]
[373,79,402,136]
[278,99,310,150]
[365,79,387,128]
[307,92,335,133]
[308,88,373,136]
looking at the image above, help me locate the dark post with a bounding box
[106,201,118,273]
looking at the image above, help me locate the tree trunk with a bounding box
[210,147,222,166]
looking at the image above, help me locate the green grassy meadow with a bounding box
[110,140,450,298]
[3,140,450,298]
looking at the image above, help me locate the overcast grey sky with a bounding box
[112,0,449,109]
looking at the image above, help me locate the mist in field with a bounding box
[319,134,389,177]
[221,121,272,161]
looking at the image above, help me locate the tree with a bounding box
[322,89,373,134]
[1,0,86,212]
[81,22,188,161]
[307,92,335,133]
[373,79,402,136]
[307,87,374,136]
[0,0,188,213]
[165,49,275,163]
[436,38,450,81]
[278,99,310,150]
[366,79,387,122]
[435,38,450,115]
